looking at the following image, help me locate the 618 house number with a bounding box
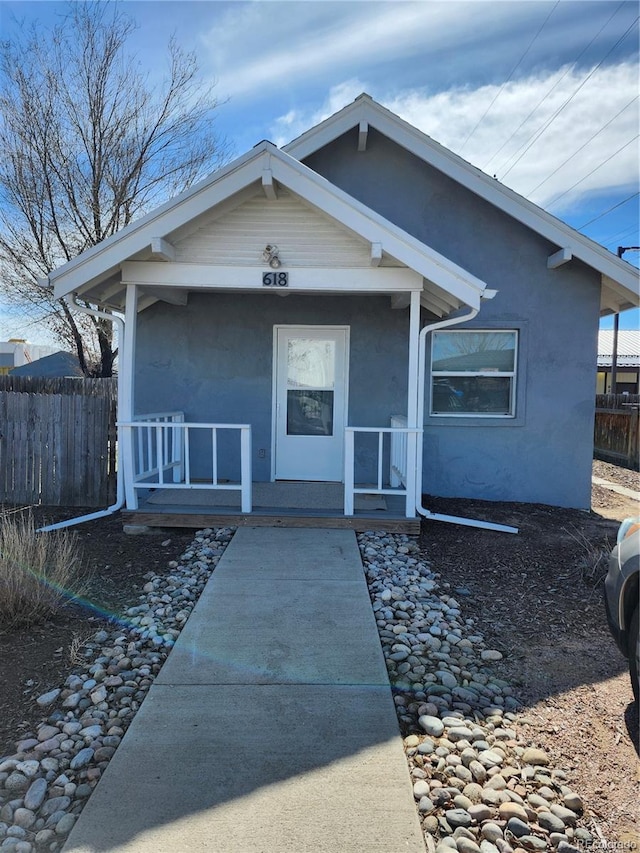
[262,271,288,287]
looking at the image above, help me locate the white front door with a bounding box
[274,326,349,482]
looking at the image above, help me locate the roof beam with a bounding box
[95,277,125,301]
[390,293,411,309]
[262,169,278,200]
[150,237,175,262]
[358,120,368,152]
[121,261,422,293]
[142,287,189,306]
[547,247,572,269]
[421,286,456,316]
[370,242,382,267]
[137,295,158,312]
[420,293,447,317]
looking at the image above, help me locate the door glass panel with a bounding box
[287,390,334,435]
[287,339,335,389]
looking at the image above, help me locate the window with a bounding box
[430,330,518,417]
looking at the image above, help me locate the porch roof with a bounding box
[46,141,488,317]
[284,94,639,317]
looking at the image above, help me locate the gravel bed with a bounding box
[0,527,234,852]
[1,526,595,852]
[359,531,595,853]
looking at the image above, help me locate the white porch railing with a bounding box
[390,414,408,487]
[119,413,252,513]
[344,420,421,518]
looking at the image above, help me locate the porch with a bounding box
[118,413,421,534]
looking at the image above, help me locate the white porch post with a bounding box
[240,426,253,513]
[344,429,355,516]
[121,284,138,510]
[404,290,421,518]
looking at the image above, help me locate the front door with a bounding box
[274,326,349,481]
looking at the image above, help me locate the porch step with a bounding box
[122,509,421,535]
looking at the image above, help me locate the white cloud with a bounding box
[270,79,367,146]
[202,1,536,99]
[269,61,639,212]
[386,61,639,210]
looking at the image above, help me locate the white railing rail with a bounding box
[344,423,420,518]
[119,414,252,513]
[390,414,408,487]
[131,411,186,485]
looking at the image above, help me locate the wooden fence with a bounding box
[594,393,639,470]
[0,376,117,507]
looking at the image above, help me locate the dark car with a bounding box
[604,518,640,703]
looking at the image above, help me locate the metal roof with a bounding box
[598,329,640,367]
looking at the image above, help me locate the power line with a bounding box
[578,192,639,229]
[547,135,639,208]
[602,224,640,245]
[458,1,560,154]
[482,1,626,171]
[498,15,639,179]
[527,95,639,196]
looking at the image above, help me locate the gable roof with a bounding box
[10,350,83,378]
[284,94,639,316]
[47,141,487,315]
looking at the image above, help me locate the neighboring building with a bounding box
[0,339,57,375]
[10,350,83,378]
[43,94,640,522]
[597,329,640,395]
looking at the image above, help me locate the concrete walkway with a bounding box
[64,528,424,853]
[592,475,640,502]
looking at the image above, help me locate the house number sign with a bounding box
[262,271,288,287]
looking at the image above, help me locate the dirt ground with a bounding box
[1,459,638,843]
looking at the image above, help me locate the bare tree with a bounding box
[0,1,228,376]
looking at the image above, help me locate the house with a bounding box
[43,94,639,530]
[0,339,57,375]
[597,329,640,395]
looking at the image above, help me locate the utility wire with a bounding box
[578,192,639,229]
[527,95,639,195]
[482,2,625,171]
[547,135,639,208]
[602,223,640,245]
[499,15,639,179]
[458,0,560,153]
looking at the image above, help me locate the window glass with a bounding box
[287,390,334,435]
[431,330,517,417]
[287,339,335,389]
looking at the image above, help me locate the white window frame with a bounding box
[430,329,519,418]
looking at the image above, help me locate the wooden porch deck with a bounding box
[122,483,421,534]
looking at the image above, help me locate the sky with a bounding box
[0,0,638,341]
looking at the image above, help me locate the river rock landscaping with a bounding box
[359,530,596,852]
[0,527,234,851]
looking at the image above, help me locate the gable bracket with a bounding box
[150,237,175,262]
[262,169,278,201]
[370,242,382,267]
[358,121,368,152]
[547,247,572,269]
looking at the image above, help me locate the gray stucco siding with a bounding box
[305,128,601,508]
[134,292,410,483]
